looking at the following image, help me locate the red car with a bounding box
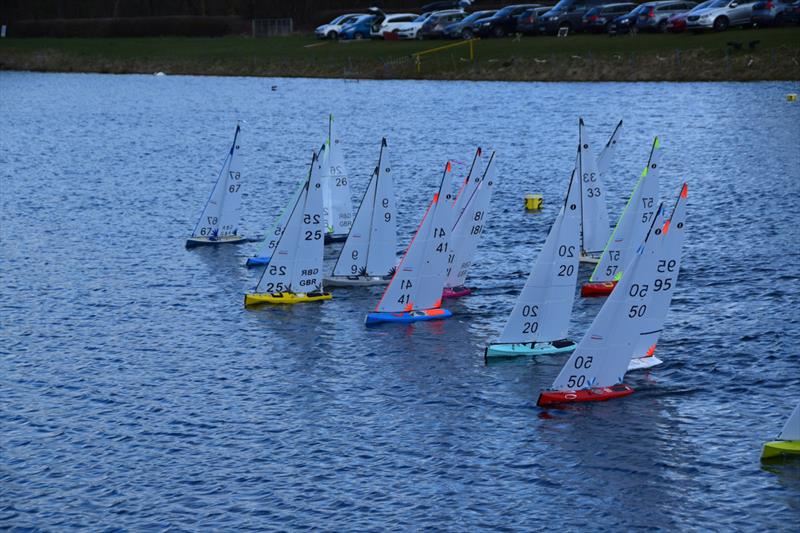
[667,0,712,31]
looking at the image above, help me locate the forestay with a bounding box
[578,119,611,255]
[332,138,398,278]
[321,114,354,236]
[779,402,800,440]
[192,124,243,238]
[551,204,666,391]
[445,152,497,290]
[375,164,452,313]
[497,168,581,345]
[591,137,663,283]
[633,183,687,359]
[253,181,305,261]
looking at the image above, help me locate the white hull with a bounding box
[324,275,391,287]
[580,254,600,264]
[186,235,248,248]
[628,355,663,371]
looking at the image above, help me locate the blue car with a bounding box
[340,14,377,40]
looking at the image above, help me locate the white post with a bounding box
[1,25,7,38]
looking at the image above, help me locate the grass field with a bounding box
[1,27,799,81]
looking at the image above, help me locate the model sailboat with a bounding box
[577,118,612,264]
[443,151,497,299]
[186,123,247,249]
[582,137,663,297]
[538,202,668,406]
[762,402,800,460]
[321,114,354,243]
[244,146,331,306]
[485,166,580,360]
[628,182,687,370]
[325,138,398,287]
[365,162,454,325]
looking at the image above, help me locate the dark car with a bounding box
[580,3,637,32]
[785,0,800,22]
[517,6,553,34]
[635,1,697,32]
[475,4,543,37]
[443,10,497,38]
[753,0,795,25]
[420,10,467,38]
[539,0,610,34]
[608,3,651,33]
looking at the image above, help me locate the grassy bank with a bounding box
[1,28,799,81]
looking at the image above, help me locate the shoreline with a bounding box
[2,31,799,82]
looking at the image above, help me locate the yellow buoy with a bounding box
[788,94,797,102]
[525,194,543,211]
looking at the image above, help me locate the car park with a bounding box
[443,10,497,38]
[685,0,759,30]
[394,12,435,39]
[517,6,553,34]
[785,0,800,23]
[340,14,377,39]
[635,1,698,32]
[608,3,650,33]
[539,0,610,34]
[475,4,543,37]
[580,3,637,32]
[315,13,362,39]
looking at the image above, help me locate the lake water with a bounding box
[2,71,799,530]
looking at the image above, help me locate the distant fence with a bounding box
[252,18,293,37]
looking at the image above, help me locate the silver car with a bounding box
[685,0,759,30]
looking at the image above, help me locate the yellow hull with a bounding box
[244,291,332,307]
[761,440,800,460]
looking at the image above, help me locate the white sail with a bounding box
[375,165,450,313]
[322,114,354,236]
[445,152,497,289]
[591,137,663,283]
[578,119,611,255]
[192,124,243,238]
[778,402,800,441]
[633,183,687,358]
[253,181,305,260]
[332,138,397,278]
[366,139,398,276]
[597,120,623,176]
[290,145,326,292]
[497,168,581,345]
[451,148,484,223]
[551,205,666,391]
[253,151,315,294]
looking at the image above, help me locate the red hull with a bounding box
[537,384,634,407]
[442,286,473,299]
[580,280,617,297]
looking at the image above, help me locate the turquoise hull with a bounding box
[485,340,576,362]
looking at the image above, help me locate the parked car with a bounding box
[517,6,553,34]
[753,0,795,25]
[539,0,610,34]
[785,0,800,23]
[635,1,698,32]
[475,4,543,37]
[444,10,497,38]
[315,13,362,39]
[580,3,637,32]
[420,10,467,38]
[608,3,652,33]
[686,0,759,30]
[340,14,377,39]
[394,12,435,39]
[667,0,713,31]
[367,10,420,38]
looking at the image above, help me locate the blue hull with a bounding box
[245,256,270,267]
[365,309,452,325]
